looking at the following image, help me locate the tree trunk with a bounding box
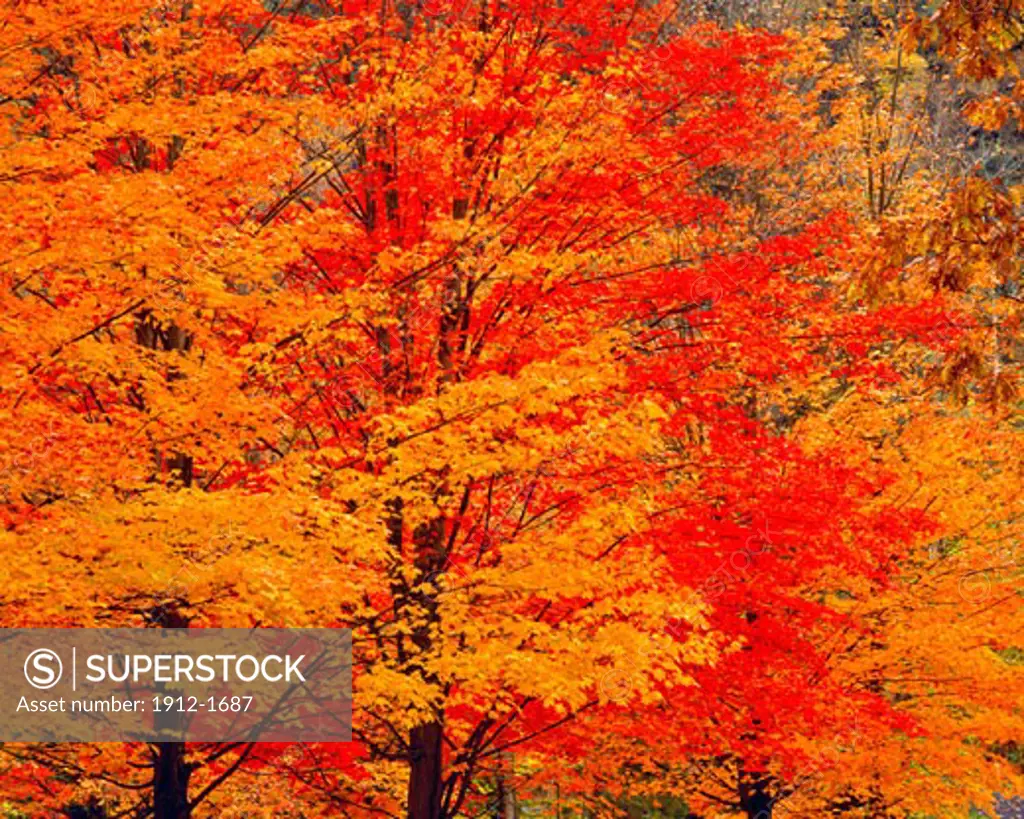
[744,790,771,819]
[405,517,447,819]
[153,742,191,819]
[405,180,469,819]
[134,316,195,819]
[738,770,772,819]
[494,752,516,819]
[407,720,444,819]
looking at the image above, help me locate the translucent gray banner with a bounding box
[0,628,351,742]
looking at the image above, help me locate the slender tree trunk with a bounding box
[150,607,192,817]
[153,742,191,819]
[404,173,470,818]
[136,312,195,819]
[406,518,446,819]
[407,720,444,819]
[494,752,516,819]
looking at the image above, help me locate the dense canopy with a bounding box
[0,1,1020,817]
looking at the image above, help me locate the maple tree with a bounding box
[501,3,1024,816]
[0,0,1020,818]
[648,2,1024,816]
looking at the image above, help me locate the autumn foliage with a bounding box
[0,0,1020,817]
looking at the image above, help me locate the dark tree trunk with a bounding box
[148,608,192,818]
[404,170,470,819]
[407,720,444,819]
[405,518,447,819]
[135,309,194,819]
[738,771,773,819]
[744,789,771,819]
[153,742,191,819]
[132,267,199,819]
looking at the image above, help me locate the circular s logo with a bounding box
[24,648,63,690]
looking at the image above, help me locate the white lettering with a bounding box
[285,655,306,682]
[261,655,283,682]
